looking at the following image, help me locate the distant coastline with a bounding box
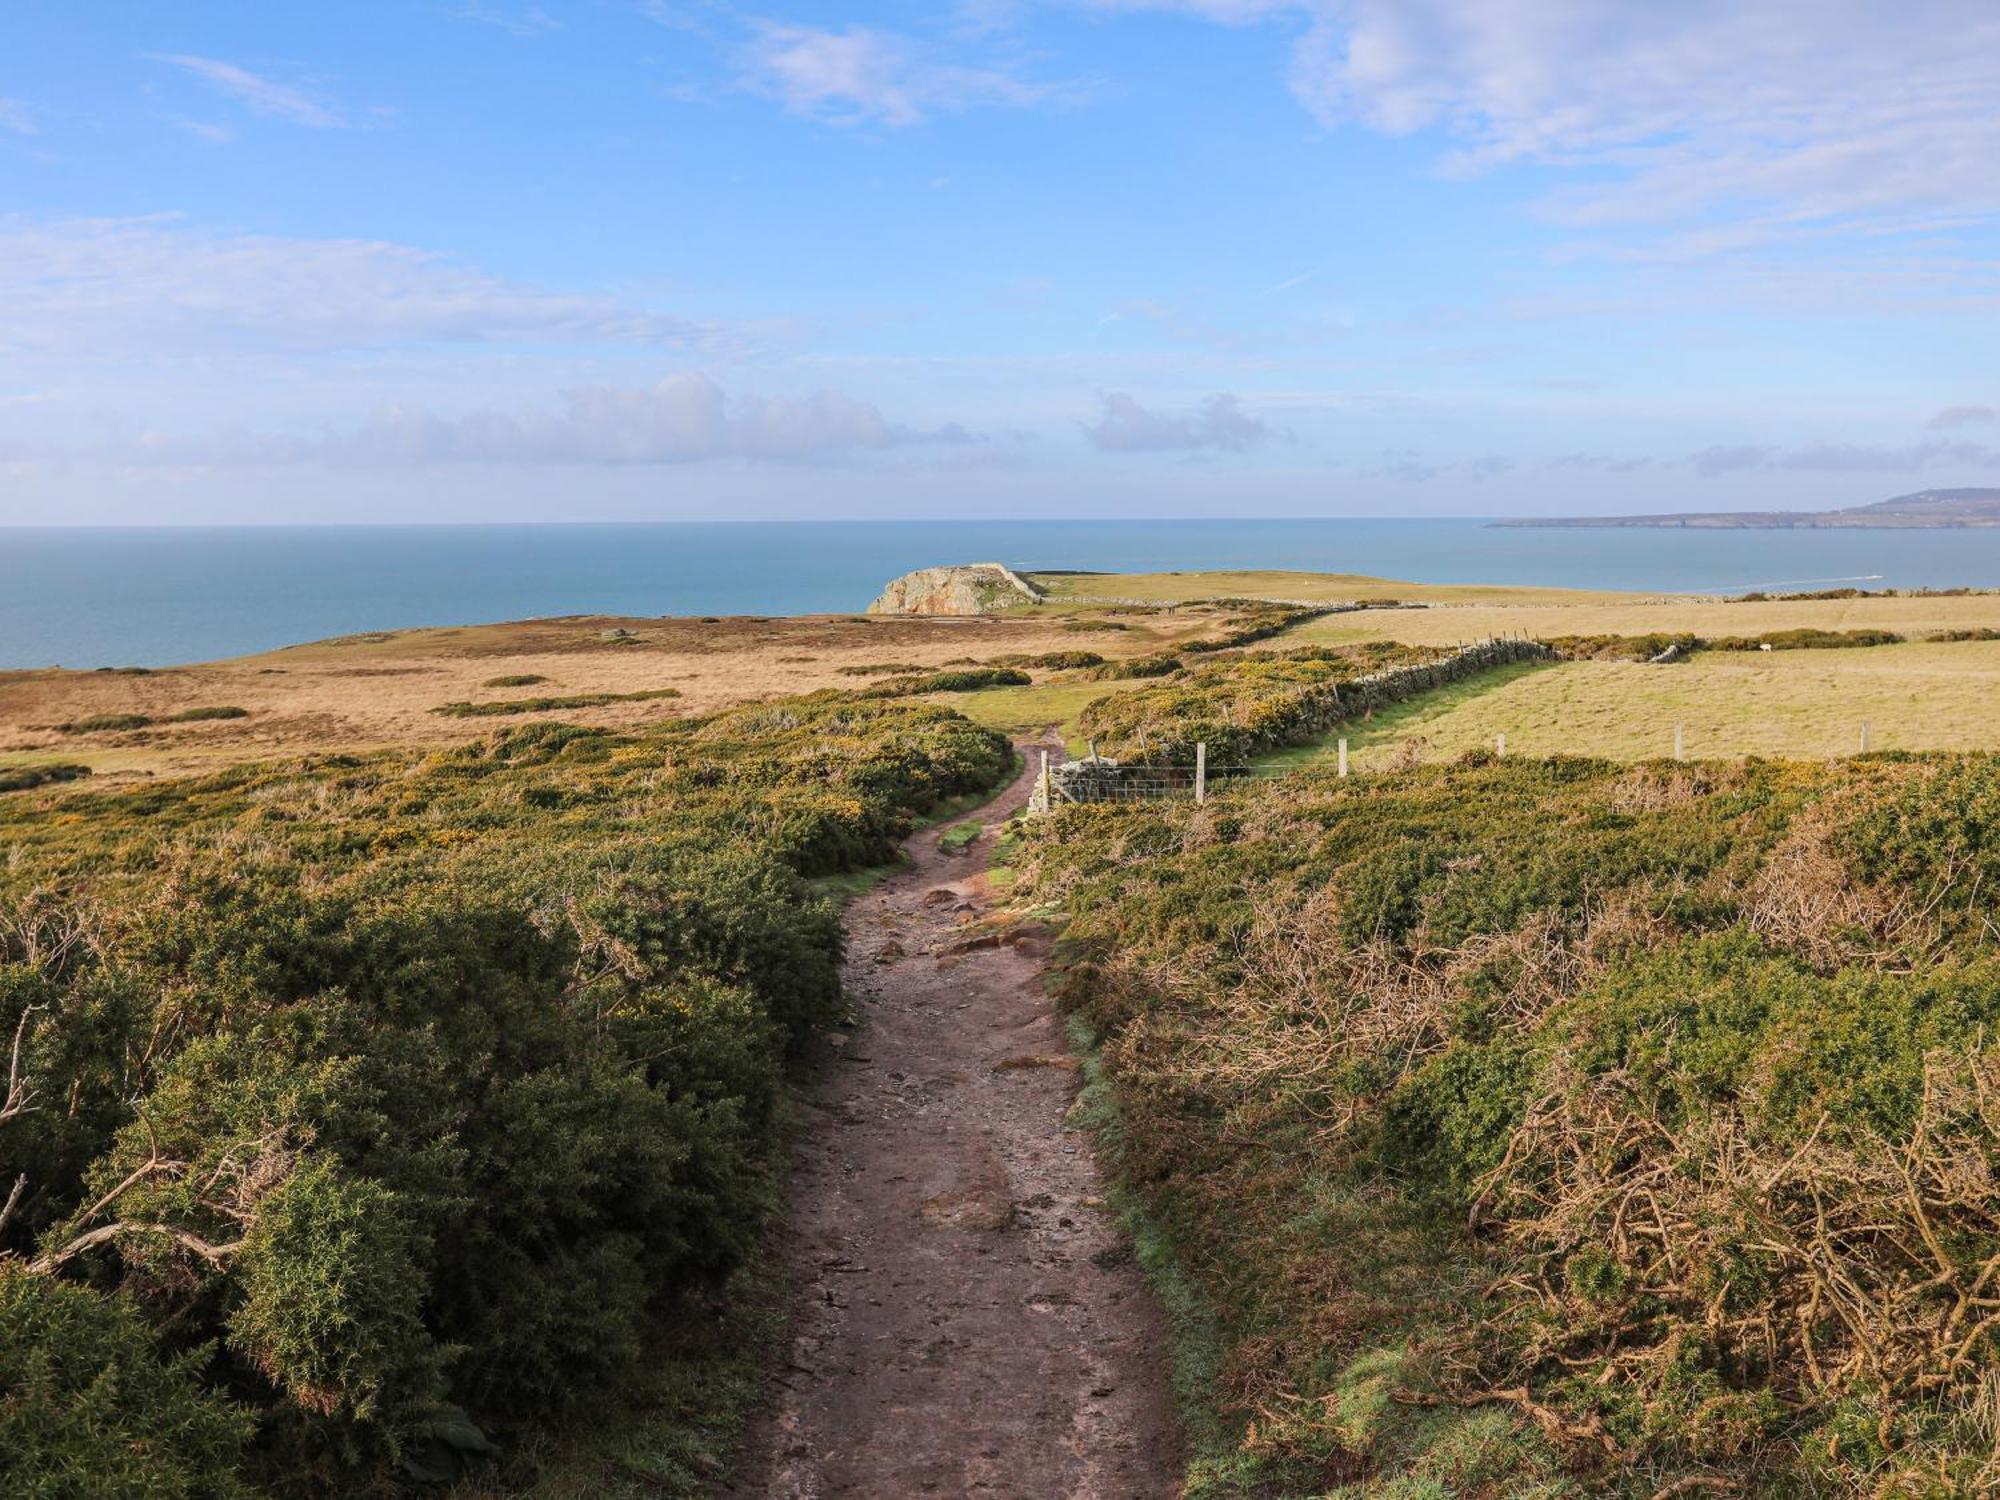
[1497,486,2000,530]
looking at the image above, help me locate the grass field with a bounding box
[1023,568,1634,606]
[1270,639,2000,769]
[15,566,2000,786]
[927,679,1120,754]
[0,608,1215,781]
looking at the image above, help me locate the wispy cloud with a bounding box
[153,54,349,129]
[1092,2,2000,255]
[0,215,751,357]
[1929,405,1998,431]
[1082,390,1272,451]
[0,99,37,137]
[48,374,975,468]
[740,21,1082,126]
[448,3,562,36]
[173,119,235,145]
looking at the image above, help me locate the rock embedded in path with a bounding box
[920,1186,1018,1232]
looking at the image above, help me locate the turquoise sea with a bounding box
[8,519,2000,669]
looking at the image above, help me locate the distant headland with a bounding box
[1497,487,2000,529]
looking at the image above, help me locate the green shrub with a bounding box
[1086,652,1182,681]
[1707,627,1903,651]
[1077,640,1549,764]
[432,687,681,717]
[833,662,924,676]
[479,674,549,688]
[56,713,151,734]
[0,764,91,795]
[1927,626,2000,642]
[0,1264,256,1498]
[166,706,250,723]
[1021,751,2000,1494]
[984,650,1105,670]
[1539,631,1698,661]
[866,667,1030,696]
[0,692,1011,1488]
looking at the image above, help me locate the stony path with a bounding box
[731,747,1180,1498]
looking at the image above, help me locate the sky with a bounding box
[4,0,2000,524]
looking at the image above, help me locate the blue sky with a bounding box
[4,0,2000,523]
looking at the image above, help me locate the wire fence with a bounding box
[1043,761,1306,805]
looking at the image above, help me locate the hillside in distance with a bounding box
[1498,486,2000,528]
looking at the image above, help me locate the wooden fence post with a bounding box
[1195,742,1207,804]
[1088,738,1100,763]
[1673,722,1685,761]
[1338,738,1349,778]
[1496,732,1506,758]
[1860,721,1871,754]
[1037,749,1051,812]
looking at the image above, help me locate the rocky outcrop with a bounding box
[867,563,1044,616]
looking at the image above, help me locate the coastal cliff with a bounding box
[867,562,1044,615]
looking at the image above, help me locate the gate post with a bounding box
[1194,741,1207,804]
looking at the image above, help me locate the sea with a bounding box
[8,518,2000,670]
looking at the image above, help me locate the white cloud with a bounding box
[0,216,737,357]
[153,54,348,129]
[741,21,1077,126]
[1691,440,2000,477]
[79,374,975,468]
[1929,405,1998,431]
[1095,2,2000,245]
[1082,390,1271,451]
[0,99,36,137]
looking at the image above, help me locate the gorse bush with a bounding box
[55,707,250,733]
[833,661,926,676]
[0,764,90,795]
[0,695,1011,1494]
[864,667,1030,695]
[1084,652,1183,681]
[1076,639,1548,764]
[983,650,1106,670]
[1025,752,2000,1496]
[1706,626,1904,651]
[431,687,681,717]
[1538,631,1699,661]
[55,712,153,734]
[1178,603,1332,654]
[1541,628,1907,660]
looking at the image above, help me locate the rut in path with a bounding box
[732,745,1180,1498]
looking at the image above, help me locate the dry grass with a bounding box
[1025,569,2000,642]
[16,566,2000,786]
[0,608,1223,783]
[1287,589,2000,648]
[1290,641,2000,768]
[928,679,1146,755]
[1026,569,1629,607]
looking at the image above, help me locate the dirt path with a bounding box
[732,747,1180,1498]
